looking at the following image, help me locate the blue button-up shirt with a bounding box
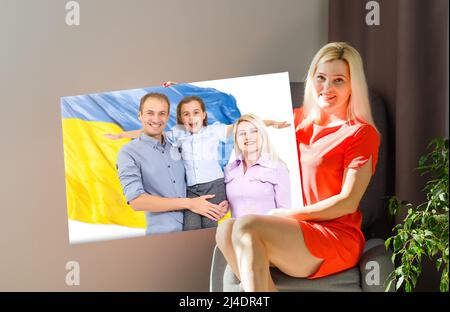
[116,133,186,235]
[166,123,228,186]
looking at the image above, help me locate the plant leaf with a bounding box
[396,276,404,290]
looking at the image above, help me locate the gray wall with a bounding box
[0,0,328,291]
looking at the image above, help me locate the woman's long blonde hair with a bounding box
[233,114,284,166]
[303,42,377,129]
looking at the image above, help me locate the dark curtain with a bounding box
[329,0,448,291]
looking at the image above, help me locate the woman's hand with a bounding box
[218,200,230,213]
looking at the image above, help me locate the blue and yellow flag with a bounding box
[61,83,240,228]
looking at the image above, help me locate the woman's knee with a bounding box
[233,215,261,233]
[215,218,235,249]
[231,215,262,246]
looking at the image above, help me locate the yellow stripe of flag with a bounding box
[62,118,146,228]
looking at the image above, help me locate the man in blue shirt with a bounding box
[116,93,227,235]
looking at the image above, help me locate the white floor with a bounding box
[68,220,146,244]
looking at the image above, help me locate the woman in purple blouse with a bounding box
[224,114,291,218]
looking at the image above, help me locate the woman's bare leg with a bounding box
[215,218,241,280]
[231,215,323,292]
[231,222,276,291]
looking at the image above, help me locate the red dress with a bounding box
[293,108,380,279]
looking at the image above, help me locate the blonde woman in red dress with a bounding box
[215,42,380,291]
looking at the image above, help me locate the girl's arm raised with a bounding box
[263,120,291,129]
[104,129,142,140]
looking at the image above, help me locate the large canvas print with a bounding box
[61,72,302,244]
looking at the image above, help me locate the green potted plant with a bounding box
[385,138,449,292]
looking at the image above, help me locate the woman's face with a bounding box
[236,121,262,158]
[313,59,351,113]
[180,100,206,133]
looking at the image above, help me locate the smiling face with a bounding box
[138,97,169,140]
[179,100,207,133]
[313,59,351,114]
[236,121,262,157]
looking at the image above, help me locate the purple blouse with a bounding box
[224,155,291,218]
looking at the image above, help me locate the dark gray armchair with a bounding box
[210,82,395,292]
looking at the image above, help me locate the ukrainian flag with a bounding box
[61,83,241,228]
